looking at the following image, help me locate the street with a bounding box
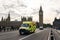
[0,30,25,40]
[52,29,60,40]
[20,29,50,40]
[0,28,60,40]
[0,28,50,40]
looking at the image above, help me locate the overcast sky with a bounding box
[0,0,60,24]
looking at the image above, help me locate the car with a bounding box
[39,26,43,30]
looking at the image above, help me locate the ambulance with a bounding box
[19,21,36,35]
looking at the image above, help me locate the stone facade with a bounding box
[53,18,60,29]
[0,13,22,29]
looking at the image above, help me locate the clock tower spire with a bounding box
[39,6,43,27]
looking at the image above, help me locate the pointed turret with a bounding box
[1,17,4,21]
[7,12,10,21]
[39,6,43,13]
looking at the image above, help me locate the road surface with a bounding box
[0,28,60,40]
[52,29,60,40]
[20,29,50,40]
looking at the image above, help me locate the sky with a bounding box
[0,0,60,24]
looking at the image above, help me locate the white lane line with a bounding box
[19,33,34,40]
[19,30,43,40]
[53,34,55,40]
[53,31,55,40]
[48,30,50,40]
[54,36,55,40]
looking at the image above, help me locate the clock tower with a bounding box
[39,6,43,27]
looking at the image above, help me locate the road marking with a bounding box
[48,30,51,40]
[49,29,56,40]
[54,36,55,40]
[19,30,43,40]
[19,33,34,40]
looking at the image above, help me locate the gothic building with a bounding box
[39,6,43,26]
[0,13,22,28]
[28,17,32,21]
[21,17,32,21]
[53,17,60,29]
[21,17,27,21]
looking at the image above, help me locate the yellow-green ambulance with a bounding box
[19,21,36,35]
